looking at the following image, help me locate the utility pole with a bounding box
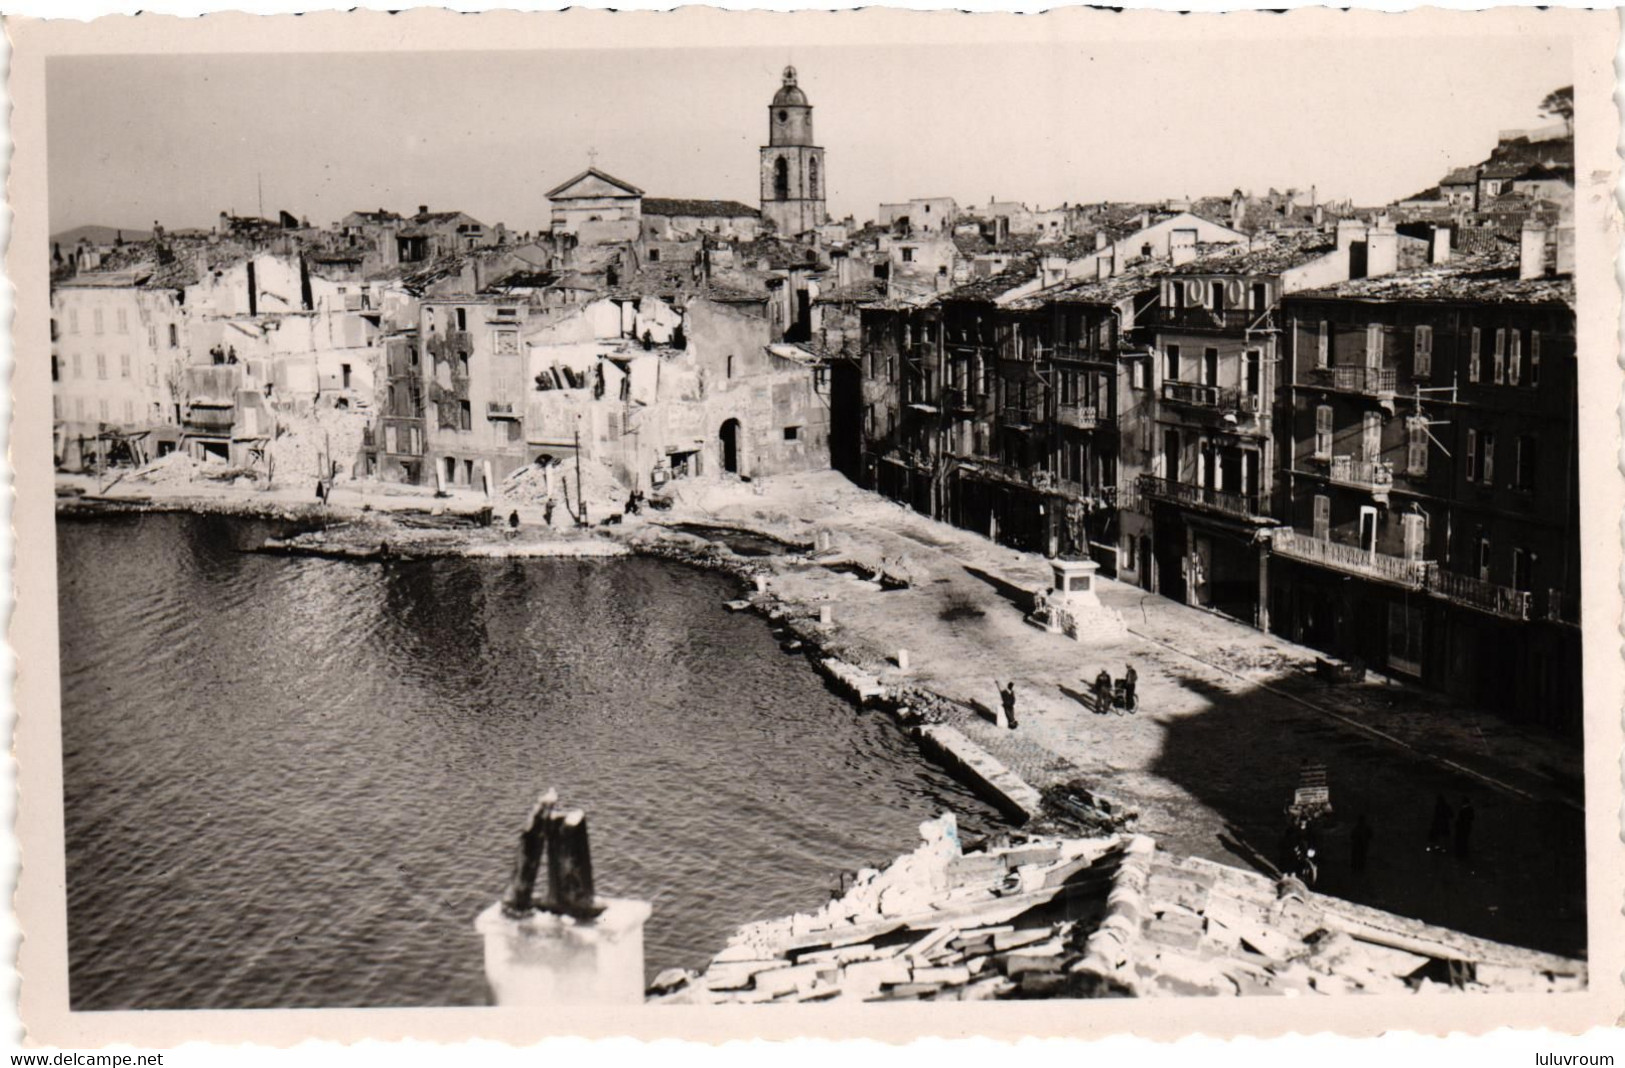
[257,172,265,221]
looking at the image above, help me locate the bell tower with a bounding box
[759,66,827,236]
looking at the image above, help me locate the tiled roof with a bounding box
[644,198,760,219]
[814,279,887,305]
[1167,235,1337,276]
[1292,250,1573,306]
[653,822,1584,1003]
[935,261,1039,305]
[1005,260,1168,311]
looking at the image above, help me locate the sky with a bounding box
[46,38,1573,237]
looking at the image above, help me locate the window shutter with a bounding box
[1313,494,1330,540]
[1365,324,1381,367]
[1402,512,1425,561]
[1407,417,1428,475]
[1508,330,1522,385]
[1493,328,1506,384]
[1314,404,1333,459]
[1466,428,1478,482]
[1530,330,1541,386]
[1469,327,1481,382]
[1483,432,1495,484]
[1317,321,1329,369]
[1414,325,1432,377]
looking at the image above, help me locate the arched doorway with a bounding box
[773,158,790,201]
[720,418,741,474]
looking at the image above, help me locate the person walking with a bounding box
[999,681,1019,730]
[1350,812,1373,873]
[1426,793,1453,853]
[1454,796,1476,858]
[1123,663,1138,712]
[1094,668,1113,715]
[544,498,556,527]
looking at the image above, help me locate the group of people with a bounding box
[993,663,1139,730]
[1427,793,1477,857]
[1092,664,1137,715]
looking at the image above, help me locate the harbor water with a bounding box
[57,512,1000,1010]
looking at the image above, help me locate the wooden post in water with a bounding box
[477,789,650,1006]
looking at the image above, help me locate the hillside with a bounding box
[51,224,153,249]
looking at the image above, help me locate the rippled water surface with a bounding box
[58,513,999,1010]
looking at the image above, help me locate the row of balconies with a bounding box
[1269,528,1570,624]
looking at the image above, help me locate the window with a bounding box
[1492,328,1506,384]
[457,352,470,378]
[122,399,134,423]
[120,352,131,378]
[809,157,820,199]
[1478,536,1492,582]
[95,353,107,380]
[1359,411,1382,461]
[1365,324,1382,367]
[1469,326,1481,382]
[1482,432,1495,485]
[783,425,800,441]
[456,308,467,331]
[1316,321,1329,369]
[1312,494,1331,540]
[1512,548,1535,592]
[901,248,915,263]
[493,330,519,355]
[1515,435,1536,491]
[71,353,82,379]
[168,323,179,348]
[1164,344,1180,383]
[147,325,158,349]
[459,400,472,431]
[1131,359,1147,390]
[1202,347,1219,387]
[1466,428,1478,482]
[1402,511,1427,561]
[69,309,79,334]
[1314,404,1333,460]
[1530,330,1542,387]
[1413,325,1432,377]
[1407,416,1428,475]
[648,248,660,263]
[93,309,104,335]
[97,399,109,422]
[1508,329,1523,386]
[116,309,128,334]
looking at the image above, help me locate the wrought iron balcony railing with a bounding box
[1332,366,1398,395]
[1426,569,1532,621]
[1137,474,1266,520]
[1270,529,1432,588]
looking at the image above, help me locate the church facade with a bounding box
[759,67,827,237]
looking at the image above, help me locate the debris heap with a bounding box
[651,815,1586,1003]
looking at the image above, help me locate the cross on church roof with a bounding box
[587,147,599,166]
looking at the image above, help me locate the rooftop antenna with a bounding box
[257,172,265,221]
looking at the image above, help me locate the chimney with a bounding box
[1367,223,1399,279]
[1336,218,1368,252]
[1095,230,1108,251]
[419,205,429,217]
[1312,205,1324,227]
[1519,224,1547,281]
[1555,224,1575,277]
[1473,167,1485,213]
[1430,226,1452,265]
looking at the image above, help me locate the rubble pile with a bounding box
[652,815,1586,1003]
[501,457,630,522]
[264,405,371,485]
[127,451,200,487]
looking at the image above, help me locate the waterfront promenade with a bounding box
[646,470,1587,957]
[57,466,1588,957]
